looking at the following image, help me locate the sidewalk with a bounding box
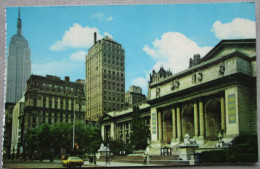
[83,161,159,167]
[43,159,151,167]
[42,159,189,167]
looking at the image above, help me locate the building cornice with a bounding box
[100,106,150,124]
[149,50,255,88]
[148,72,255,107]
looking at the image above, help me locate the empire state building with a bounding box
[6,8,31,103]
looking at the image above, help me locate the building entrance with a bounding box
[205,99,221,140]
[182,104,194,138]
[163,111,172,144]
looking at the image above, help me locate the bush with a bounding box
[226,135,258,163]
[200,150,227,164]
[105,140,132,155]
[199,135,258,164]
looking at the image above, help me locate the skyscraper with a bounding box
[6,8,31,103]
[85,33,125,121]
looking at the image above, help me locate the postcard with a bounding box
[2,1,258,168]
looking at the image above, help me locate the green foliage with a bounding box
[225,135,258,163]
[200,150,227,164]
[24,122,102,158]
[106,140,132,155]
[199,135,258,164]
[130,106,150,150]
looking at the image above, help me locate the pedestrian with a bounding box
[146,154,150,165]
[111,152,113,160]
[89,156,93,165]
[143,152,146,165]
[106,154,109,166]
[94,156,96,165]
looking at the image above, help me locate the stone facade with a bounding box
[125,86,146,106]
[86,33,125,121]
[148,39,256,153]
[100,39,257,155]
[100,103,150,144]
[6,8,31,103]
[11,97,25,155]
[23,75,86,135]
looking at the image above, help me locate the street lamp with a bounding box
[73,97,76,154]
[216,130,224,148]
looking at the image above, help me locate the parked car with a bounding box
[62,156,84,167]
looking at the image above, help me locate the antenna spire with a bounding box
[18,7,20,19]
[17,7,22,36]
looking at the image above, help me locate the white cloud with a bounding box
[143,32,212,74]
[91,13,104,21]
[211,18,256,39]
[131,76,149,93]
[70,50,86,62]
[50,23,109,51]
[106,16,113,21]
[104,32,114,39]
[91,13,113,22]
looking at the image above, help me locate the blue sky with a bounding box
[6,3,256,95]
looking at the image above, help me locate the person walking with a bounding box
[146,154,150,165]
[94,156,97,165]
[106,154,109,166]
[143,152,146,165]
[111,152,113,160]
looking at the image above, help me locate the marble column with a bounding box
[221,97,225,131]
[194,101,199,137]
[177,106,181,138]
[172,108,176,139]
[158,111,162,141]
[199,100,204,137]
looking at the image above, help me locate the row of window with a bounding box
[102,45,124,54]
[86,112,101,120]
[32,117,83,128]
[104,96,124,102]
[103,85,124,92]
[103,59,124,66]
[103,75,124,82]
[103,70,124,76]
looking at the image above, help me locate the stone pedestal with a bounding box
[148,140,162,155]
[179,144,199,161]
[96,143,110,159]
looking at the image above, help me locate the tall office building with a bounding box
[86,33,125,121]
[6,8,31,103]
[125,86,146,106]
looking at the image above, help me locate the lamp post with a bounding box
[24,141,27,161]
[216,130,223,148]
[73,97,76,154]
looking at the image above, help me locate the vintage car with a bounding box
[62,156,84,167]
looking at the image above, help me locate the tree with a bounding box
[3,111,13,159]
[24,127,39,158]
[24,122,102,158]
[130,106,150,150]
[52,122,72,154]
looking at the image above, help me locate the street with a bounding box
[3,160,64,168]
[3,160,158,168]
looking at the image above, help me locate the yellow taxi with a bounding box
[62,156,84,167]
